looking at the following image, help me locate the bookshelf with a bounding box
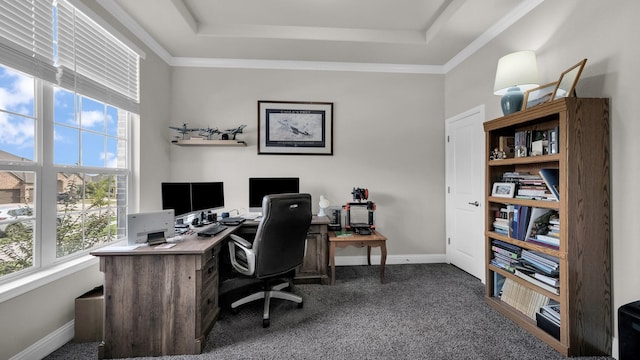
[483,98,611,356]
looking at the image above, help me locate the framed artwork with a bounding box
[491,182,516,198]
[258,101,333,155]
[552,59,587,100]
[522,81,558,110]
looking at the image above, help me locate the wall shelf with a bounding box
[172,139,246,146]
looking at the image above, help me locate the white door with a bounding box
[445,105,485,282]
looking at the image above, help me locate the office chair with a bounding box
[227,193,312,327]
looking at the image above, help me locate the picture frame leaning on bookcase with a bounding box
[483,97,611,357]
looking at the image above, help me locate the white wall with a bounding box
[168,67,446,256]
[445,1,640,356]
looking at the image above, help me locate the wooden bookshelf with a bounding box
[483,98,611,356]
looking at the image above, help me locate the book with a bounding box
[514,270,560,295]
[525,208,555,240]
[536,312,560,340]
[534,272,560,287]
[500,278,550,320]
[539,168,560,201]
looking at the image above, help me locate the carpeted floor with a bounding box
[44,264,615,359]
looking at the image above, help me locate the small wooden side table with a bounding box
[328,230,388,285]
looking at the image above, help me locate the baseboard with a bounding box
[10,320,74,360]
[334,253,447,266]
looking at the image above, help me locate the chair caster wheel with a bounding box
[230,307,239,315]
[263,319,270,328]
[298,301,304,309]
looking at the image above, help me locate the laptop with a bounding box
[219,217,246,226]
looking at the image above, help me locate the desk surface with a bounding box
[91,215,330,257]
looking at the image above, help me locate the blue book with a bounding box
[539,168,560,201]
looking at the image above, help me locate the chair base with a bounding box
[230,281,303,327]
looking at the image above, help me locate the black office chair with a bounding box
[227,193,312,327]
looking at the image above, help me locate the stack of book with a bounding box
[490,239,520,273]
[500,278,550,320]
[492,206,513,235]
[536,303,560,340]
[526,208,560,249]
[500,171,558,201]
[516,249,560,294]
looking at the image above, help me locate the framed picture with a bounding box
[522,81,558,110]
[552,59,587,100]
[491,182,516,198]
[258,101,333,155]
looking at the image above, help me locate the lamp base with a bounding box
[501,87,524,115]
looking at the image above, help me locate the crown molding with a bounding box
[444,0,544,73]
[99,0,544,74]
[169,57,444,74]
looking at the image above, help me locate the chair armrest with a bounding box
[230,234,253,249]
[228,234,255,276]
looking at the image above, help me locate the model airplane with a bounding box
[277,120,311,136]
[198,127,221,140]
[221,125,247,140]
[169,123,198,139]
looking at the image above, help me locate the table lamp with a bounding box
[493,50,539,115]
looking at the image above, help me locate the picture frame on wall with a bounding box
[522,81,558,110]
[552,59,587,100]
[258,100,333,155]
[491,182,516,198]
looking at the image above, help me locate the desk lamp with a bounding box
[493,50,539,115]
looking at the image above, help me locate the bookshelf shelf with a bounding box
[484,98,611,356]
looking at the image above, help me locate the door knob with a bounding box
[468,201,480,207]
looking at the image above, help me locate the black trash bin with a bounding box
[619,301,640,360]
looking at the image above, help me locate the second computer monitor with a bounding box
[249,177,300,213]
[191,182,225,212]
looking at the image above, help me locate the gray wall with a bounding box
[446,0,640,354]
[166,68,445,256]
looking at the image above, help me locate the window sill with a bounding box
[0,255,99,303]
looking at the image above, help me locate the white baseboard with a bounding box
[334,253,447,266]
[10,320,74,360]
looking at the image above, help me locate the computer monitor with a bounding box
[127,209,175,245]
[161,182,192,216]
[191,182,225,212]
[249,177,300,213]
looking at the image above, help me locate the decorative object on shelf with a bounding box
[490,147,507,160]
[258,100,333,155]
[491,182,516,198]
[169,123,199,140]
[551,59,587,100]
[493,51,540,115]
[220,125,247,140]
[318,195,330,217]
[522,81,558,110]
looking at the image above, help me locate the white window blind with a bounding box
[56,0,139,113]
[0,0,58,83]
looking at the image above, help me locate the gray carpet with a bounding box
[44,264,614,359]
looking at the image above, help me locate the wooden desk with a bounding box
[328,231,387,285]
[91,216,328,359]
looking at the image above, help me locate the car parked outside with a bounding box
[0,204,34,238]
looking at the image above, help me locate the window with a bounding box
[0,0,139,281]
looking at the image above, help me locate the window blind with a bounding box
[0,0,58,83]
[56,0,139,113]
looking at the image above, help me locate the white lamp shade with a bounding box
[493,51,539,95]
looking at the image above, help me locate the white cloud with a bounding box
[100,151,117,168]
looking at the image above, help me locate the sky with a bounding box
[0,65,121,168]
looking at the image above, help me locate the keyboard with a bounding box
[197,224,228,237]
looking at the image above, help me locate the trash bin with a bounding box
[619,300,640,360]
